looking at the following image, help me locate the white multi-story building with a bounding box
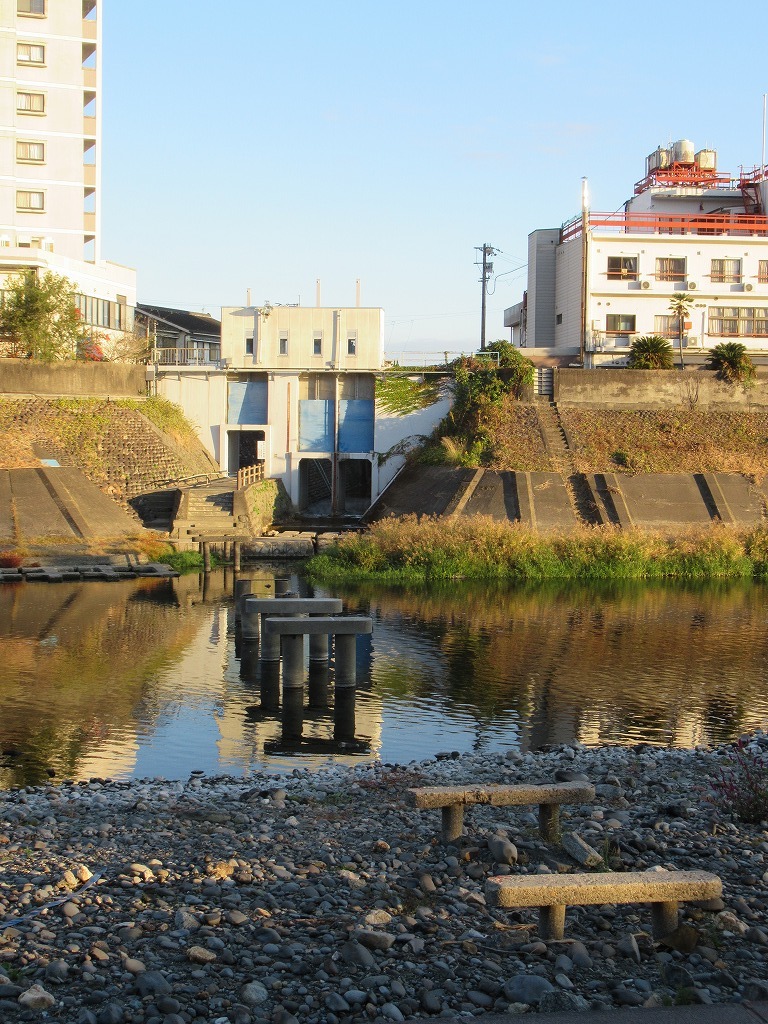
[0,0,135,345]
[505,141,768,367]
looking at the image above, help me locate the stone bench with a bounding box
[263,615,373,687]
[407,782,595,843]
[486,869,722,940]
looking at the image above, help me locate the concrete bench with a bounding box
[263,615,372,687]
[407,782,595,843]
[486,869,722,940]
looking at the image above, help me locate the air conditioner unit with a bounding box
[687,335,700,348]
[688,281,697,290]
[745,282,754,292]
[641,280,651,290]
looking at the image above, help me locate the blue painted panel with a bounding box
[228,380,268,425]
[299,400,335,451]
[338,400,374,452]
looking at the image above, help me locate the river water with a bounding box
[1,567,767,788]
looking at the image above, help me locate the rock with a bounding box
[381,1002,405,1020]
[340,940,375,968]
[570,941,593,968]
[503,975,555,1005]
[488,836,518,865]
[18,984,56,1010]
[539,990,591,1012]
[135,971,172,997]
[187,944,217,964]
[241,981,269,1006]
[561,832,604,868]
[96,1004,124,1024]
[353,930,396,950]
[617,934,641,963]
[659,924,700,953]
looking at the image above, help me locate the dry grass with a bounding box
[561,408,768,477]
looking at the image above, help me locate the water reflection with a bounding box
[1,571,768,787]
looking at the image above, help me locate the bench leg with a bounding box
[651,900,679,939]
[441,804,464,843]
[539,904,566,940]
[538,803,560,842]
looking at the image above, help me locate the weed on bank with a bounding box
[307,515,768,584]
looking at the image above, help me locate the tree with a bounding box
[0,271,86,362]
[627,335,675,369]
[668,293,694,370]
[706,342,756,387]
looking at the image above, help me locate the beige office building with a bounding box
[0,0,135,342]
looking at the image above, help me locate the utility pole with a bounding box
[475,243,497,350]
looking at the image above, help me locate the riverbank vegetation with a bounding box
[307,515,768,584]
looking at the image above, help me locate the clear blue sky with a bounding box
[101,1,768,357]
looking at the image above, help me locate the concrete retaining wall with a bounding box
[555,368,768,408]
[0,360,146,396]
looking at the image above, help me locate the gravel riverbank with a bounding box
[2,737,768,1023]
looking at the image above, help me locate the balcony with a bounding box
[151,347,222,368]
[82,19,97,42]
[82,67,97,89]
[561,210,768,243]
[83,164,96,187]
[83,211,95,234]
[83,115,96,138]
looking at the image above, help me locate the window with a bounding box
[555,313,563,326]
[17,0,45,14]
[17,91,45,114]
[654,315,679,338]
[245,336,254,355]
[278,332,288,356]
[709,306,768,337]
[758,260,768,284]
[16,190,44,211]
[313,332,322,356]
[711,258,742,284]
[655,257,686,282]
[17,42,45,64]
[606,314,636,334]
[607,255,638,281]
[347,335,357,356]
[16,140,44,163]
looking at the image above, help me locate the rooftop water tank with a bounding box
[647,147,671,173]
[695,148,717,170]
[673,139,695,164]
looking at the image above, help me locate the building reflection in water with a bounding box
[3,570,768,787]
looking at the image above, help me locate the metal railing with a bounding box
[152,347,221,367]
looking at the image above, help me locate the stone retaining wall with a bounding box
[0,360,146,397]
[555,368,768,408]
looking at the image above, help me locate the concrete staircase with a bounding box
[172,478,250,541]
[536,402,602,525]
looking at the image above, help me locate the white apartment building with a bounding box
[0,0,136,345]
[505,140,768,368]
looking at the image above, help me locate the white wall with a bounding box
[374,389,452,492]
[156,370,228,464]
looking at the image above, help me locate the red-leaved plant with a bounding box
[709,739,768,824]
[0,551,22,568]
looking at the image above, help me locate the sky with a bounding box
[101,1,768,359]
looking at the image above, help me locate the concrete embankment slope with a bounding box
[0,468,141,544]
[368,466,768,532]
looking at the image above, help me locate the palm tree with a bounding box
[627,335,675,370]
[668,293,694,370]
[706,342,756,386]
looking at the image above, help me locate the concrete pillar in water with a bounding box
[224,541,232,561]
[282,686,304,743]
[334,634,357,687]
[233,541,241,572]
[309,632,330,664]
[234,578,252,622]
[260,617,281,662]
[260,663,280,710]
[239,639,259,680]
[202,541,212,572]
[307,664,330,709]
[281,634,305,689]
[275,578,291,597]
[241,605,260,641]
[334,685,356,742]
